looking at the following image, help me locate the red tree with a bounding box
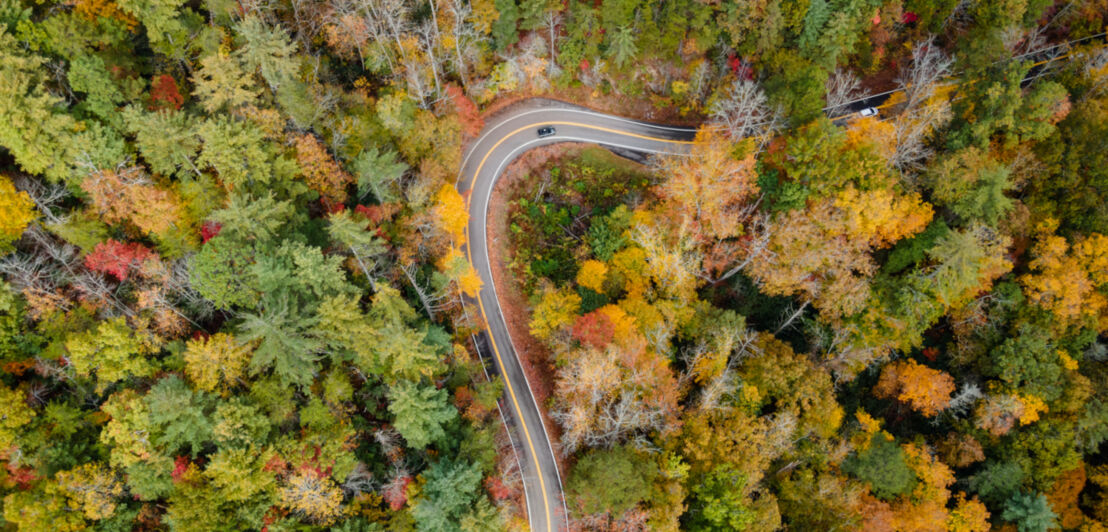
[571,310,616,349]
[84,240,154,281]
[383,474,412,510]
[149,74,184,111]
[171,456,191,482]
[200,221,222,243]
[447,84,484,137]
[485,475,513,501]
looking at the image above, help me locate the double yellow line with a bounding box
[460,120,691,531]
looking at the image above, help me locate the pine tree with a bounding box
[387,379,457,449]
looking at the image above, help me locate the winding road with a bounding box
[457,99,696,532]
[455,37,1108,530]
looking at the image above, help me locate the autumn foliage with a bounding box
[571,310,615,349]
[84,240,155,281]
[295,134,354,207]
[447,84,483,137]
[80,167,185,238]
[874,359,956,417]
[0,175,35,248]
[149,74,184,111]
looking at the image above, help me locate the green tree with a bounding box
[1002,492,1058,532]
[122,106,200,178]
[116,0,188,46]
[387,379,457,449]
[204,446,276,503]
[1029,96,1108,234]
[842,435,917,501]
[0,30,78,180]
[762,49,828,124]
[969,460,1024,506]
[234,15,298,90]
[212,399,271,447]
[210,192,296,246]
[352,146,407,203]
[191,53,259,112]
[412,459,483,532]
[189,235,261,310]
[68,53,125,125]
[491,0,520,50]
[927,147,1013,226]
[566,445,657,515]
[142,376,214,456]
[687,464,756,531]
[195,116,271,189]
[327,210,387,285]
[607,26,637,68]
[989,325,1067,402]
[237,295,323,389]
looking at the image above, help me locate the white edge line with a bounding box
[474,133,691,531]
[470,332,531,529]
[456,29,1108,184]
[459,107,696,183]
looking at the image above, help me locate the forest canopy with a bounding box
[0,0,1106,530]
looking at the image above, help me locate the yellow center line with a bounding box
[460,120,692,532]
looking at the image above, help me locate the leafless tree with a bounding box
[542,10,561,65]
[774,299,810,335]
[1085,340,1108,362]
[709,79,782,150]
[416,19,444,97]
[167,257,217,321]
[764,411,799,457]
[373,427,404,464]
[11,175,67,224]
[945,382,983,419]
[891,36,954,174]
[288,0,328,52]
[399,261,455,320]
[341,462,376,497]
[825,68,868,118]
[446,0,477,87]
[898,36,954,113]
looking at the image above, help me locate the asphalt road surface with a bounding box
[454,37,1107,529]
[457,98,696,532]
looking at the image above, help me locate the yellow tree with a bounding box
[183,333,253,395]
[1021,227,1108,332]
[54,463,125,521]
[833,187,933,249]
[433,184,468,245]
[747,189,932,320]
[0,385,34,450]
[279,470,344,525]
[529,285,581,341]
[873,359,956,417]
[552,335,680,453]
[437,247,482,297]
[947,494,990,532]
[576,259,608,293]
[0,174,35,249]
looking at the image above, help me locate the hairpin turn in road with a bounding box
[456,99,697,532]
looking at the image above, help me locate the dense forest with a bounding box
[0,0,1106,530]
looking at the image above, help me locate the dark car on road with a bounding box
[537,126,556,138]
